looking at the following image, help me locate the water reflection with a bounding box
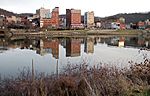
[0,35,150,76]
[84,37,94,53]
[36,39,59,59]
[0,35,150,57]
[0,39,7,53]
[66,38,81,57]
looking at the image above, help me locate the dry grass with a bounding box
[0,59,150,96]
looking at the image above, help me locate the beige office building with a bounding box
[84,11,95,28]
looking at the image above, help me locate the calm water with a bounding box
[0,35,150,77]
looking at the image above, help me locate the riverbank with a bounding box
[0,59,150,96]
[0,29,145,38]
[9,29,143,38]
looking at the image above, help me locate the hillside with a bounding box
[0,8,33,17]
[0,8,15,16]
[102,12,150,24]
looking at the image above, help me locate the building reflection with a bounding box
[60,38,66,48]
[145,40,150,48]
[0,39,8,53]
[118,37,125,47]
[37,39,59,59]
[0,35,149,55]
[124,37,137,47]
[84,37,94,54]
[66,38,81,57]
[137,36,145,47]
[108,37,118,46]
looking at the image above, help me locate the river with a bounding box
[0,35,150,77]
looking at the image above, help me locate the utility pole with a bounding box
[32,59,35,81]
[56,59,59,78]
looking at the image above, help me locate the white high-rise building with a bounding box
[36,8,51,19]
[84,11,95,28]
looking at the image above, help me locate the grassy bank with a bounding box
[0,59,150,96]
[116,29,142,33]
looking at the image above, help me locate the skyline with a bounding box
[0,0,150,17]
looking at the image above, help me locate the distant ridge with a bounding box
[0,8,33,17]
[100,12,150,23]
[17,13,34,17]
[0,8,15,16]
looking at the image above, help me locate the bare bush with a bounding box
[0,59,150,96]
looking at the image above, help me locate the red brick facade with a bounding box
[115,19,126,30]
[40,7,59,28]
[120,23,126,30]
[138,21,145,27]
[66,9,82,29]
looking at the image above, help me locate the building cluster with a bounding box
[37,7,59,28]
[97,17,150,30]
[0,7,96,30]
[0,15,32,29]
[99,17,125,29]
[0,6,150,30]
[136,19,150,30]
[129,19,150,30]
[130,19,150,30]
[37,8,95,29]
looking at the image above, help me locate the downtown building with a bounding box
[36,8,51,19]
[37,7,59,28]
[84,11,95,28]
[59,15,66,29]
[66,9,83,29]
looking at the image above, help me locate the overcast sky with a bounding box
[0,0,150,17]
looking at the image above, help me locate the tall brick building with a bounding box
[66,9,83,29]
[39,7,59,28]
[50,7,59,27]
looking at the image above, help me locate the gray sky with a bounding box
[0,0,150,17]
